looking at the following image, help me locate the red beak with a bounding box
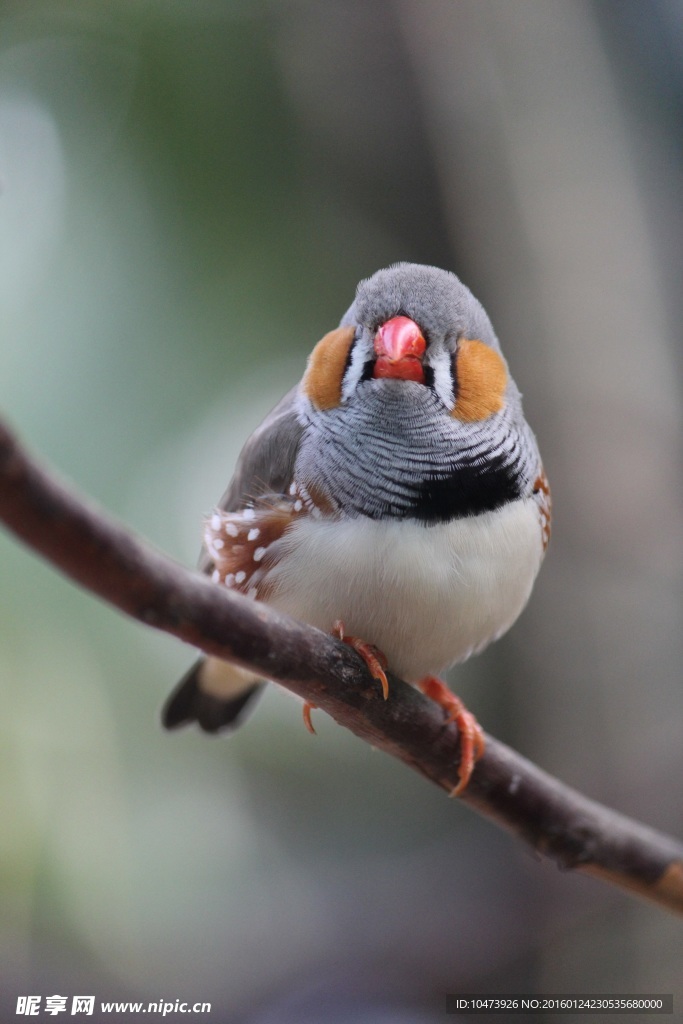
[373,316,426,383]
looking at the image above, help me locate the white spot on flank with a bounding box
[289,482,297,495]
[211,513,222,531]
[253,546,266,562]
[294,499,303,512]
[235,570,246,584]
[225,573,235,587]
[243,508,256,521]
[247,527,260,541]
[212,569,220,583]
[224,522,239,537]
[212,537,224,549]
[247,586,258,599]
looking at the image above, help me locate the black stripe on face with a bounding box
[359,358,375,384]
[342,331,360,381]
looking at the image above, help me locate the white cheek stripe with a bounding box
[340,333,367,402]
[428,348,455,410]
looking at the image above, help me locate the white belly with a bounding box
[266,498,544,681]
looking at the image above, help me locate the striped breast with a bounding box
[294,378,539,523]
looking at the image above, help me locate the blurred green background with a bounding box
[1,1,682,1020]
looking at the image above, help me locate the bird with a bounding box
[162,262,551,794]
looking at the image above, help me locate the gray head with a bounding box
[342,262,501,353]
[334,262,513,417]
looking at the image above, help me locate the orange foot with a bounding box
[418,676,485,797]
[333,619,389,699]
[302,620,390,735]
[302,701,317,735]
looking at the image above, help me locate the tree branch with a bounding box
[1,417,682,916]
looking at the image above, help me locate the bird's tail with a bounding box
[162,657,263,733]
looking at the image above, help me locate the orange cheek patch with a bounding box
[301,325,356,410]
[452,338,507,422]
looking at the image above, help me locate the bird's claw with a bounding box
[418,675,485,796]
[332,619,389,699]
